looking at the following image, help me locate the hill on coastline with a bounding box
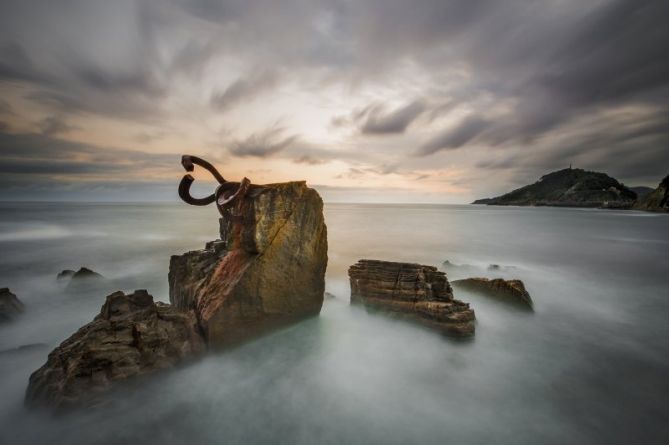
[630,186,654,199]
[473,168,637,208]
[633,174,669,212]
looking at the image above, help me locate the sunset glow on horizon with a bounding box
[1,0,667,202]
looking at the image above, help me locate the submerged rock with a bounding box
[25,290,204,410]
[0,287,24,322]
[348,259,475,337]
[59,267,103,282]
[442,260,469,268]
[63,267,105,291]
[442,259,479,270]
[452,278,533,309]
[70,267,104,281]
[170,181,328,349]
[56,269,75,281]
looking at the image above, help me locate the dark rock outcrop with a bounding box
[71,267,103,279]
[63,267,105,291]
[348,259,475,336]
[0,287,24,321]
[25,290,204,410]
[57,269,75,281]
[452,278,533,310]
[473,168,637,208]
[169,181,328,349]
[26,180,327,410]
[634,174,669,212]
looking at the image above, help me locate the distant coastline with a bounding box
[473,168,668,212]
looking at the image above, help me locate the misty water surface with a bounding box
[0,202,668,444]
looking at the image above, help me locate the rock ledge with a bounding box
[349,259,475,336]
[452,277,533,309]
[25,290,204,409]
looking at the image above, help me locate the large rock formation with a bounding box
[25,290,204,410]
[169,181,328,348]
[473,168,637,208]
[452,278,533,310]
[634,174,669,212]
[25,180,327,410]
[0,287,24,322]
[348,260,475,336]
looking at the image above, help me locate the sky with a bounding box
[0,0,668,203]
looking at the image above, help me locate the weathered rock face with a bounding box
[348,259,475,337]
[0,287,24,322]
[452,278,533,309]
[169,181,328,348]
[634,174,669,212]
[25,290,204,410]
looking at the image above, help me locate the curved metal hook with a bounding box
[178,155,227,206]
[181,155,226,184]
[178,155,251,213]
[178,174,216,206]
[216,177,251,208]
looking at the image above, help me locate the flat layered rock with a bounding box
[170,181,328,349]
[452,277,533,310]
[348,259,475,336]
[25,290,205,410]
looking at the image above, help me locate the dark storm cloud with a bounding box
[539,0,669,105]
[331,100,427,135]
[411,0,669,154]
[336,164,404,179]
[0,130,177,178]
[360,100,426,134]
[418,116,489,155]
[0,100,13,116]
[228,124,361,165]
[0,0,668,194]
[0,1,174,119]
[0,159,120,175]
[229,127,298,158]
[475,107,669,185]
[293,155,327,165]
[211,70,279,112]
[0,42,47,84]
[37,116,77,136]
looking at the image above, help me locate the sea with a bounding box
[0,202,667,444]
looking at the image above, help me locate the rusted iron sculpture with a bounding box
[178,155,251,217]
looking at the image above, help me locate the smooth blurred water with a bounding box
[0,202,668,444]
